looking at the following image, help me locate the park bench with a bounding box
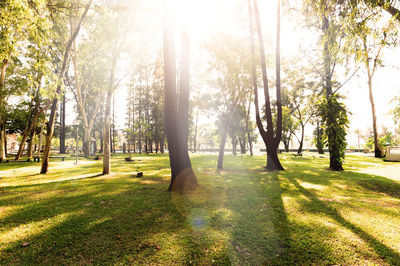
[49,156,67,162]
[292,153,303,157]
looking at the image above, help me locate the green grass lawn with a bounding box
[1,153,400,265]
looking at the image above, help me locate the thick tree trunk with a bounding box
[41,0,92,174]
[250,0,284,170]
[266,145,284,170]
[163,4,197,191]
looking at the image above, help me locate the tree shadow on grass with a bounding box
[286,175,400,265]
[357,179,400,199]
[0,177,199,265]
[226,171,341,265]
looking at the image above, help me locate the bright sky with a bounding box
[65,0,400,148]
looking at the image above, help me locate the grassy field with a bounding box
[1,153,400,265]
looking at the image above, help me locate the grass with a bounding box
[1,153,400,265]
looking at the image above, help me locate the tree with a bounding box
[249,0,284,170]
[206,34,251,169]
[163,2,198,191]
[304,0,351,170]
[68,18,106,158]
[287,74,319,155]
[313,120,326,154]
[40,0,92,174]
[0,0,47,162]
[346,6,398,157]
[392,96,400,139]
[356,0,400,22]
[279,106,299,152]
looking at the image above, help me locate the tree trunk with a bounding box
[83,131,90,157]
[16,133,29,160]
[367,63,382,158]
[160,137,164,154]
[60,95,66,154]
[194,111,198,152]
[103,51,118,175]
[297,124,305,154]
[3,125,7,158]
[103,90,112,175]
[217,126,228,169]
[41,0,92,174]
[163,4,197,191]
[0,59,9,162]
[232,136,237,156]
[112,96,116,154]
[27,130,35,158]
[245,100,253,156]
[284,140,289,152]
[250,0,284,170]
[0,124,5,163]
[38,121,44,159]
[16,93,43,160]
[138,80,142,154]
[266,145,284,170]
[99,127,103,153]
[217,108,235,169]
[322,9,343,171]
[316,121,324,154]
[239,137,246,154]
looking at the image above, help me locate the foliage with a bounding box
[391,96,400,126]
[318,94,349,168]
[365,132,397,149]
[313,123,326,152]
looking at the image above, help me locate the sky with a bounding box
[65,0,400,148]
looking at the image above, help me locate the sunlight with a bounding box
[1,212,77,249]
